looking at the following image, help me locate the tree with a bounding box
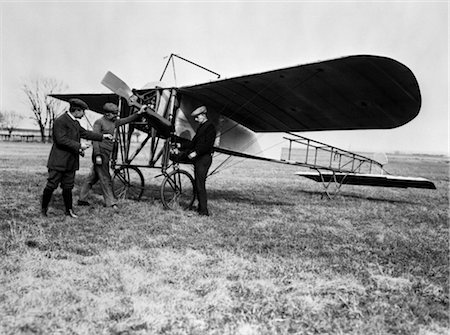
[0,110,23,138]
[22,76,68,142]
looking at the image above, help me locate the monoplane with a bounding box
[50,54,436,209]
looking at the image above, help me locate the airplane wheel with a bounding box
[112,166,145,200]
[161,169,195,210]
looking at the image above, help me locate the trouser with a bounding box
[194,154,212,215]
[42,169,76,212]
[79,154,116,207]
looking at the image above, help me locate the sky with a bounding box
[0,1,448,156]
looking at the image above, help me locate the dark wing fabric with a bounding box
[177,55,421,132]
[49,93,123,115]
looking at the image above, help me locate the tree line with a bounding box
[0,77,67,142]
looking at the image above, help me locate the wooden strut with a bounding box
[283,132,386,199]
[112,88,185,178]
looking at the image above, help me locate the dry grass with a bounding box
[0,142,448,334]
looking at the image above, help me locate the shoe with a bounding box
[41,207,48,217]
[198,211,209,217]
[65,209,78,218]
[112,205,119,212]
[77,200,90,206]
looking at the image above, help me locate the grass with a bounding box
[0,142,448,334]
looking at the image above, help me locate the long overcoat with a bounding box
[47,112,103,172]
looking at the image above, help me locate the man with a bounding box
[181,106,217,216]
[78,102,147,211]
[41,98,113,218]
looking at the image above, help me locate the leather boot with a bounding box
[62,188,77,218]
[41,187,53,216]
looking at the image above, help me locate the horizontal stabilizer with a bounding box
[295,171,436,189]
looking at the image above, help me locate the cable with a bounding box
[208,136,287,177]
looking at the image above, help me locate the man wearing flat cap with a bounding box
[78,102,147,211]
[182,106,217,216]
[41,98,114,218]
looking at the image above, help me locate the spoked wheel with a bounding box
[112,166,145,200]
[161,169,195,210]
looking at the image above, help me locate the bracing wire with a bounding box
[214,82,276,139]
[84,114,93,129]
[208,136,288,177]
[215,68,323,139]
[208,132,266,176]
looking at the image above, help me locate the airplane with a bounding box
[50,53,436,209]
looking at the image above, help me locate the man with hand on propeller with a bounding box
[77,102,148,211]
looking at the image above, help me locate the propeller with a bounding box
[101,71,172,134]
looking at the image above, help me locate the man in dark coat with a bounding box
[183,106,217,216]
[41,98,113,218]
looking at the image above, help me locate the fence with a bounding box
[0,128,49,142]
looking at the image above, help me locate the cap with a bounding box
[191,106,207,117]
[103,102,119,114]
[69,98,89,110]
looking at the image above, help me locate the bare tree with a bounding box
[0,110,23,138]
[22,76,68,142]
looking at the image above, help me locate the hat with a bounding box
[191,106,207,117]
[103,102,119,114]
[69,98,89,110]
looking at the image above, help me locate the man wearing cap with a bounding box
[41,98,114,218]
[182,106,217,216]
[78,102,147,211]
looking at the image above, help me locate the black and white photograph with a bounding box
[0,1,448,334]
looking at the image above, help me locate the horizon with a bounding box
[2,125,448,157]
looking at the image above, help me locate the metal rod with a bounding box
[127,133,151,163]
[160,53,221,83]
[159,54,174,82]
[172,54,221,78]
[288,139,292,161]
[305,139,310,164]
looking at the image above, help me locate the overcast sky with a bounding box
[0,1,448,155]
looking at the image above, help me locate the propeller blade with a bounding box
[101,71,134,101]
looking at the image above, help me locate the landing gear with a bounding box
[160,169,195,210]
[112,166,145,200]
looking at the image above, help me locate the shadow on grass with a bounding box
[208,189,298,207]
[73,169,423,208]
[208,188,419,206]
[298,189,419,205]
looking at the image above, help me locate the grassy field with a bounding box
[0,142,448,334]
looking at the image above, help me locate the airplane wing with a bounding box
[49,93,122,115]
[295,171,436,189]
[177,55,421,132]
